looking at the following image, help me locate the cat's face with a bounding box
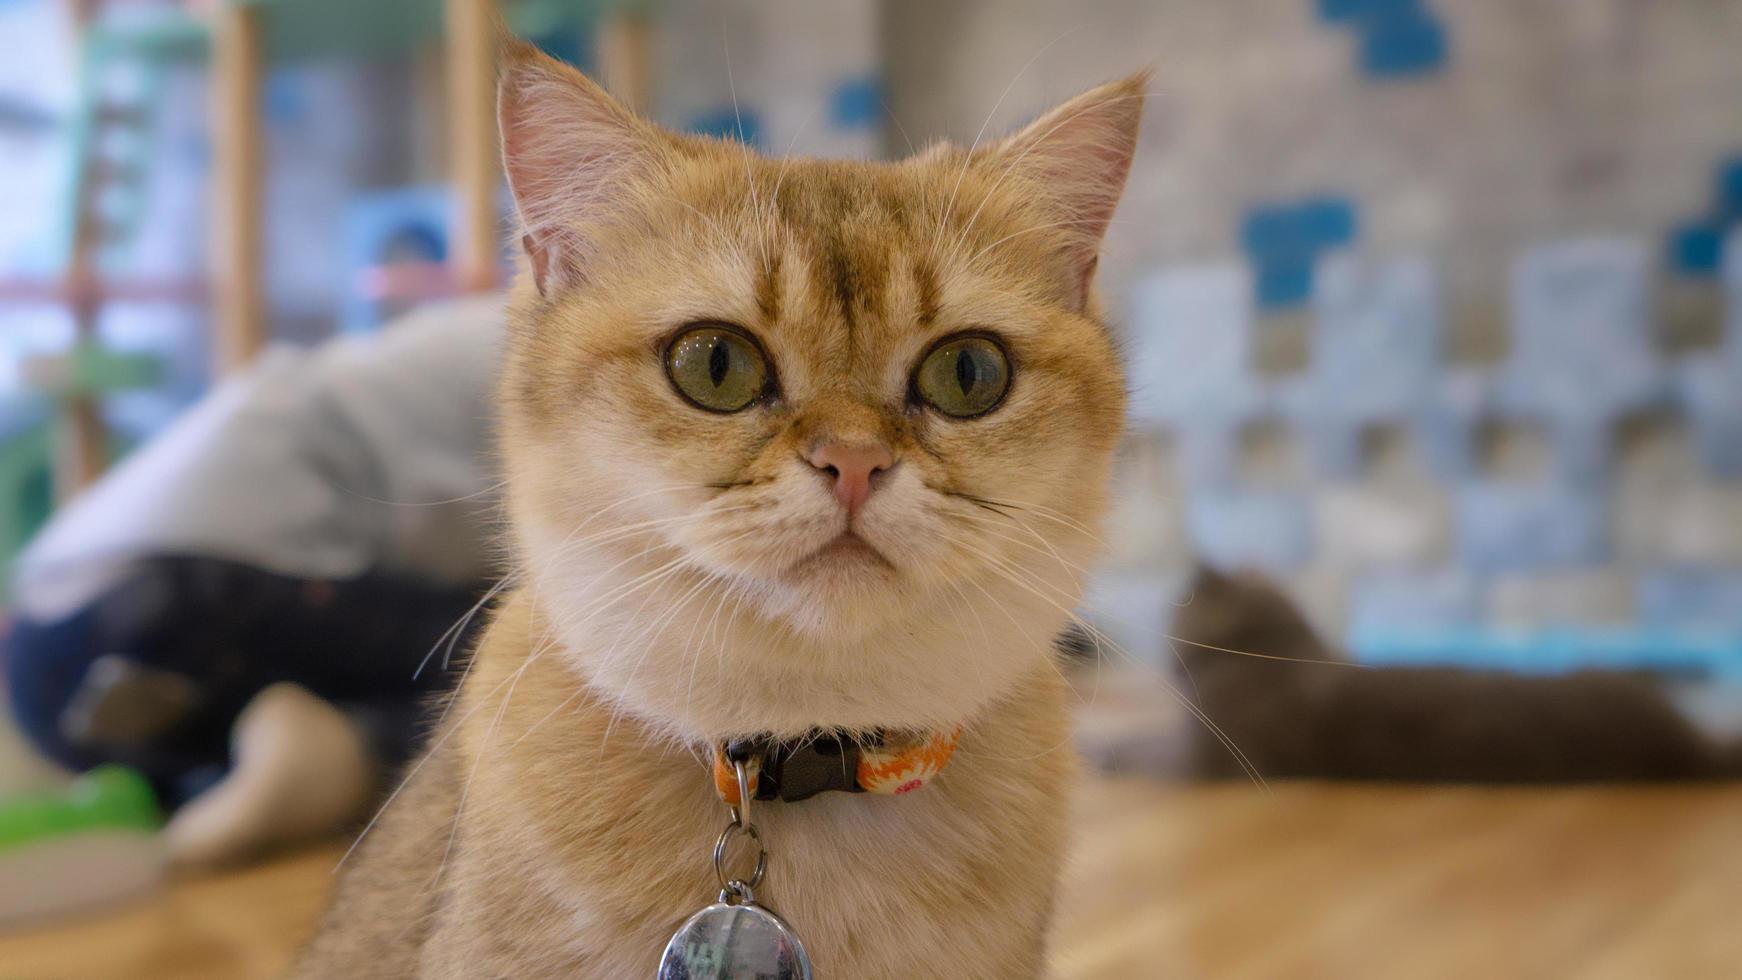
[496,45,1141,737]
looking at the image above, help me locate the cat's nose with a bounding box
[805,441,895,516]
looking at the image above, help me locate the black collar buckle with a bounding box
[724,732,871,803]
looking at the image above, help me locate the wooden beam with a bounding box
[597,11,653,114]
[55,212,106,503]
[53,400,107,503]
[445,0,499,293]
[55,0,106,501]
[0,277,206,304]
[209,2,265,376]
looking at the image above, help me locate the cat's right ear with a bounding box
[498,41,663,296]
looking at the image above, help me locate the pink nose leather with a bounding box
[806,442,894,516]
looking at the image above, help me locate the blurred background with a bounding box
[2,1,1742,977]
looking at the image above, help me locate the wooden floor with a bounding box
[5,776,1742,979]
[1057,779,1742,980]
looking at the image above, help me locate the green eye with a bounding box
[665,324,770,412]
[915,336,1011,418]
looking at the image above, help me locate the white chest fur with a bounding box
[430,606,1076,979]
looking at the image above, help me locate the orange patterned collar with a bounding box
[712,728,962,805]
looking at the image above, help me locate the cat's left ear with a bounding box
[979,73,1148,307]
[498,41,669,296]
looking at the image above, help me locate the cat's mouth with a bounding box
[790,531,894,575]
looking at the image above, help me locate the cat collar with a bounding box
[668,729,960,976]
[711,727,962,804]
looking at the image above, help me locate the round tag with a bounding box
[657,898,814,979]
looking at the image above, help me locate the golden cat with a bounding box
[294,42,1142,979]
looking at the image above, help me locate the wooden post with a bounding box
[597,10,653,114]
[54,0,107,501]
[210,2,265,375]
[53,385,107,503]
[446,0,499,293]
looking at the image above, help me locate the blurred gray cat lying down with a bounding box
[1078,567,1742,783]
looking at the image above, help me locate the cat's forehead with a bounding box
[765,162,917,231]
[769,167,920,328]
[669,154,1039,350]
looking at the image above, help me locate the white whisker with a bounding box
[927,26,1083,266]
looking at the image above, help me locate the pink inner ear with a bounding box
[522,234,553,295]
[1076,255,1100,310]
[985,77,1144,308]
[498,54,655,296]
[1031,112,1139,300]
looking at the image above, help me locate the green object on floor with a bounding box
[0,765,162,854]
[23,342,162,400]
[0,412,53,597]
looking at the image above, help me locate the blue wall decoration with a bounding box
[1317,0,1449,80]
[829,76,882,130]
[1666,155,1742,277]
[1238,196,1359,311]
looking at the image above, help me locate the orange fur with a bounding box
[295,43,1142,979]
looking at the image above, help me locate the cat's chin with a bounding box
[784,532,894,579]
[766,574,906,639]
[530,536,1074,738]
[757,532,920,633]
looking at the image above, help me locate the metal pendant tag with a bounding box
[662,754,813,978]
[657,890,814,980]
